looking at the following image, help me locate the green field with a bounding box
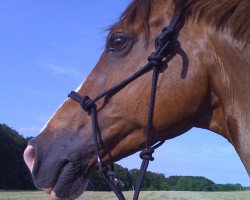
[0,191,249,200]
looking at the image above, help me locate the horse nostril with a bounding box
[23,145,36,172]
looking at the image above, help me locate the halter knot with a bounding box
[155,26,174,47]
[154,26,175,57]
[148,53,164,67]
[139,148,154,161]
[80,96,94,113]
[162,26,174,34]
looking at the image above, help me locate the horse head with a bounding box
[24,0,250,199]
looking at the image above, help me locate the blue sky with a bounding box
[0,1,249,186]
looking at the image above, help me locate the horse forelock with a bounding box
[111,0,249,42]
[110,0,152,40]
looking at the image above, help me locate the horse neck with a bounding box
[207,32,250,174]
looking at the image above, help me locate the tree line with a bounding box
[89,165,248,191]
[0,123,249,191]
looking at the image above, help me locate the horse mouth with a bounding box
[48,176,89,200]
[31,158,91,200]
[40,163,90,200]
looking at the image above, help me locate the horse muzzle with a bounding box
[23,133,92,199]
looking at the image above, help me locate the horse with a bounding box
[24,0,250,199]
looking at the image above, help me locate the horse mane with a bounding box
[115,0,249,42]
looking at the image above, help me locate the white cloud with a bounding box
[40,63,80,76]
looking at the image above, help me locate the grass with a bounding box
[0,191,249,200]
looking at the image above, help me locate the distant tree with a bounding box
[88,171,110,191]
[25,136,34,142]
[214,183,243,191]
[114,164,133,190]
[174,176,215,191]
[130,169,171,191]
[168,176,180,190]
[0,123,35,190]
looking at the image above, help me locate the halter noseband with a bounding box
[68,10,182,200]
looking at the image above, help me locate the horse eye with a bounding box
[107,33,129,52]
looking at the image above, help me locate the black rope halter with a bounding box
[68,9,182,200]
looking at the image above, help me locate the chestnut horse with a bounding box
[24,0,249,199]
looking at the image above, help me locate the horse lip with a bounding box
[43,161,89,200]
[50,176,89,200]
[41,172,86,200]
[42,188,53,194]
[50,191,61,200]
